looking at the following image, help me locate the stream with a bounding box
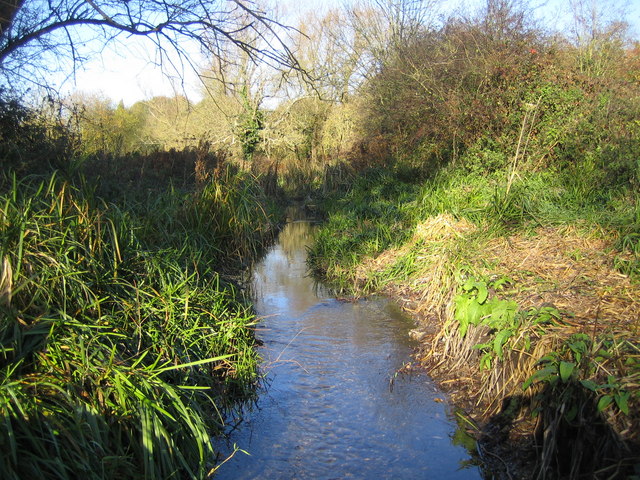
[214,217,483,479]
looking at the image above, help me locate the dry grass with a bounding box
[355,213,476,323]
[484,227,639,334]
[353,215,640,478]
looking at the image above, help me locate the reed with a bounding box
[0,167,275,479]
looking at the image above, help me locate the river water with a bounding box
[214,219,482,479]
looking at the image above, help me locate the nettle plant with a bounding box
[453,275,561,370]
[524,334,636,418]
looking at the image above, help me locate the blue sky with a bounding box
[65,0,640,106]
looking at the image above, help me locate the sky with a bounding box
[63,0,337,106]
[63,0,640,107]
[68,36,205,106]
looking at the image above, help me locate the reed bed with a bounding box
[0,166,276,479]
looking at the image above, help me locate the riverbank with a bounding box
[308,167,640,479]
[367,218,639,479]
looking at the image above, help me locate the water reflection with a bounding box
[214,220,481,479]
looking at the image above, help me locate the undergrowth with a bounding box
[309,161,640,478]
[0,164,277,479]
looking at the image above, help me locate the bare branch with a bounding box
[0,0,306,93]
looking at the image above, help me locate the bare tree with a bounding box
[567,0,630,75]
[0,0,303,91]
[346,0,441,75]
[289,8,368,102]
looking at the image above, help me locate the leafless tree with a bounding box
[567,0,630,75]
[0,0,303,92]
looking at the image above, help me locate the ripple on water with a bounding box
[214,220,482,480]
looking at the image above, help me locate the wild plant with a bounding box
[0,170,266,479]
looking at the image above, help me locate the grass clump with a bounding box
[307,169,420,292]
[0,164,276,479]
[309,161,640,477]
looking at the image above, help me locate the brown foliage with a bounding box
[353,0,639,179]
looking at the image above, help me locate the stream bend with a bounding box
[214,220,482,479]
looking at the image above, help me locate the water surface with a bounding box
[215,220,481,479]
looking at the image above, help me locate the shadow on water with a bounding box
[213,216,483,479]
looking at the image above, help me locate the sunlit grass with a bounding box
[0,168,276,479]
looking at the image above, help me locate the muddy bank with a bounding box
[352,215,640,479]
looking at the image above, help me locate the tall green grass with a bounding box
[307,169,419,292]
[309,161,639,291]
[0,167,276,479]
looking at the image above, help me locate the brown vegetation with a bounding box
[352,217,639,478]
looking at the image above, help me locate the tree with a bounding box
[345,0,441,80]
[72,94,147,154]
[567,0,630,76]
[0,0,303,91]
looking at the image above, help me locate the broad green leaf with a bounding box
[459,318,469,338]
[475,282,488,304]
[580,379,598,392]
[468,300,483,325]
[480,352,492,370]
[615,392,630,415]
[597,395,613,412]
[455,296,471,337]
[454,295,470,322]
[463,277,475,291]
[493,329,512,360]
[536,353,558,365]
[559,361,575,382]
[569,340,585,353]
[472,342,491,351]
[491,276,511,290]
[564,404,578,423]
[523,365,557,390]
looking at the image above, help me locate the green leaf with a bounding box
[454,297,467,320]
[597,395,613,412]
[493,329,512,360]
[580,379,598,392]
[559,361,575,382]
[155,354,233,374]
[569,340,587,353]
[615,392,630,415]
[468,300,483,326]
[564,404,578,423]
[454,295,471,337]
[463,277,476,291]
[491,276,511,290]
[473,342,491,351]
[523,365,557,390]
[459,320,469,338]
[475,282,488,304]
[536,353,558,365]
[480,352,492,370]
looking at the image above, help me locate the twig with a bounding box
[477,441,514,480]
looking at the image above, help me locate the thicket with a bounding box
[0,97,279,479]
